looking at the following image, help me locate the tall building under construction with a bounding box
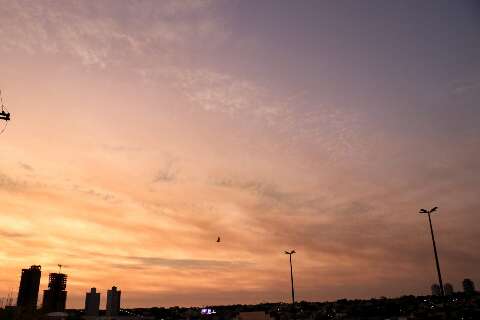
[16,265,41,314]
[42,273,67,313]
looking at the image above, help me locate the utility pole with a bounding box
[419,206,445,297]
[285,250,296,319]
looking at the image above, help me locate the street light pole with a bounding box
[419,206,445,297]
[285,250,296,319]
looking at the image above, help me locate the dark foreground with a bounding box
[1,292,479,320]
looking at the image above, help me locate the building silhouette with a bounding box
[106,286,121,316]
[444,283,454,295]
[42,273,67,313]
[463,278,476,294]
[84,288,100,317]
[16,265,41,314]
[431,284,442,296]
[236,311,272,320]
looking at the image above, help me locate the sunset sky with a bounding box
[0,0,479,309]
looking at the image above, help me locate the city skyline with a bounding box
[5,265,477,311]
[0,0,479,309]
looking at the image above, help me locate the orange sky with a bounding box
[0,0,479,308]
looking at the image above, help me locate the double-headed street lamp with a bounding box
[285,250,296,318]
[419,206,445,297]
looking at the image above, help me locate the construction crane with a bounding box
[57,264,68,273]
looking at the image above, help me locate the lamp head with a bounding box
[419,209,427,214]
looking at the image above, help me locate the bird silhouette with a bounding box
[217,236,221,243]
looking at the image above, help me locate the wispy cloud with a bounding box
[72,184,117,203]
[127,255,251,270]
[101,144,142,153]
[452,80,480,95]
[0,0,365,163]
[171,68,285,122]
[0,0,223,67]
[18,162,34,172]
[0,229,30,238]
[153,157,179,183]
[212,176,287,202]
[0,172,27,192]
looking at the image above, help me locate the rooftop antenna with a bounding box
[57,264,67,273]
[0,89,11,135]
[6,289,14,307]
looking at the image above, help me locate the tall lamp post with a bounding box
[419,206,445,297]
[285,250,296,318]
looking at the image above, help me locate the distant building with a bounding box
[444,283,454,295]
[463,278,476,294]
[236,311,271,320]
[431,284,442,296]
[106,286,121,316]
[85,288,100,316]
[16,265,41,314]
[44,311,69,320]
[42,273,68,313]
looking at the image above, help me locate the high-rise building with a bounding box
[462,278,476,294]
[106,286,121,316]
[42,273,67,313]
[431,284,441,296]
[16,265,41,314]
[85,288,100,317]
[444,283,454,295]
